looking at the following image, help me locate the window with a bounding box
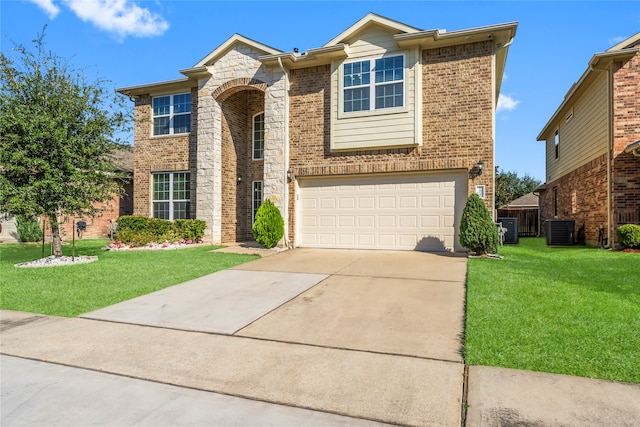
[554,129,559,159]
[553,187,558,217]
[152,93,191,136]
[343,55,404,113]
[252,181,263,224]
[152,172,190,220]
[253,113,264,160]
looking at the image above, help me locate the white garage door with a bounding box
[297,172,467,251]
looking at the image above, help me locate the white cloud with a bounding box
[608,36,626,46]
[497,94,520,112]
[28,0,60,19]
[63,0,169,39]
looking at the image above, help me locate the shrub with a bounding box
[616,224,640,249]
[173,219,206,241]
[460,193,499,255]
[253,200,284,249]
[16,215,43,242]
[113,216,206,245]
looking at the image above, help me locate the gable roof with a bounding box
[537,33,640,141]
[499,192,539,209]
[323,12,422,46]
[193,34,282,68]
[607,32,640,52]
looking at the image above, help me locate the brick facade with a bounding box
[132,88,198,218]
[539,154,608,245]
[286,41,495,242]
[612,50,640,229]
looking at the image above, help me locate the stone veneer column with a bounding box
[195,44,286,244]
[263,76,287,218]
[195,83,222,243]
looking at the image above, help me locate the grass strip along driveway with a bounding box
[1,240,258,317]
[466,238,639,384]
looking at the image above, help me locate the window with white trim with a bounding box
[343,55,404,113]
[554,129,559,159]
[253,113,264,160]
[152,172,190,220]
[152,93,191,136]
[252,181,263,224]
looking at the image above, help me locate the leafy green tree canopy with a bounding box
[0,28,130,256]
[495,167,542,209]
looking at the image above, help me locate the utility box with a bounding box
[498,217,519,244]
[546,220,575,246]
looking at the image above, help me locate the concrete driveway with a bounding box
[2,248,468,426]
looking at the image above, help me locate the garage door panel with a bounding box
[298,172,465,251]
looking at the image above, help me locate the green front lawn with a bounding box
[0,240,258,317]
[465,238,640,384]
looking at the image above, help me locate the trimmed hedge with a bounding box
[460,193,499,255]
[616,224,640,249]
[114,216,206,246]
[253,200,284,249]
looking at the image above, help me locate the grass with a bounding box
[0,240,258,317]
[465,237,640,384]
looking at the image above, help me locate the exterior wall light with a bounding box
[236,175,242,184]
[477,159,484,176]
[286,169,292,183]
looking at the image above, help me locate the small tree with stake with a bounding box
[460,193,499,256]
[0,27,130,257]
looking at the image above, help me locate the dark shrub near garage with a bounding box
[460,193,499,256]
[253,200,284,249]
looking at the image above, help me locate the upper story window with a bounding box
[343,55,404,113]
[152,93,191,136]
[253,113,264,160]
[554,129,559,159]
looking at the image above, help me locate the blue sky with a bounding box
[2,1,639,182]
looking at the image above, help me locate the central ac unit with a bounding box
[546,220,575,246]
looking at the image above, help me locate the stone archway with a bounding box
[216,80,266,242]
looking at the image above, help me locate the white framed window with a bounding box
[342,54,405,113]
[475,185,486,199]
[152,172,190,220]
[252,181,263,224]
[253,112,264,160]
[152,93,191,136]
[554,129,559,159]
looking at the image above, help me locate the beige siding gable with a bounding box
[545,73,608,182]
[329,26,421,151]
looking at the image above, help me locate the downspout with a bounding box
[277,57,291,248]
[590,62,613,247]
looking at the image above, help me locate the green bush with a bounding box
[16,215,43,242]
[173,219,206,241]
[252,200,284,249]
[113,216,206,245]
[460,193,499,255]
[616,224,640,249]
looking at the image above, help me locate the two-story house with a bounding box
[537,32,640,247]
[117,13,517,252]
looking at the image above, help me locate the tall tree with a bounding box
[0,28,130,256]
[494,167,542,209]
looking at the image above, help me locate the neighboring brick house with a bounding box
[44,149,134,240]
[117,13,517,251]
[537,32,640,247]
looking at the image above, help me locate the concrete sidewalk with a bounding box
[1,310,463,427]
